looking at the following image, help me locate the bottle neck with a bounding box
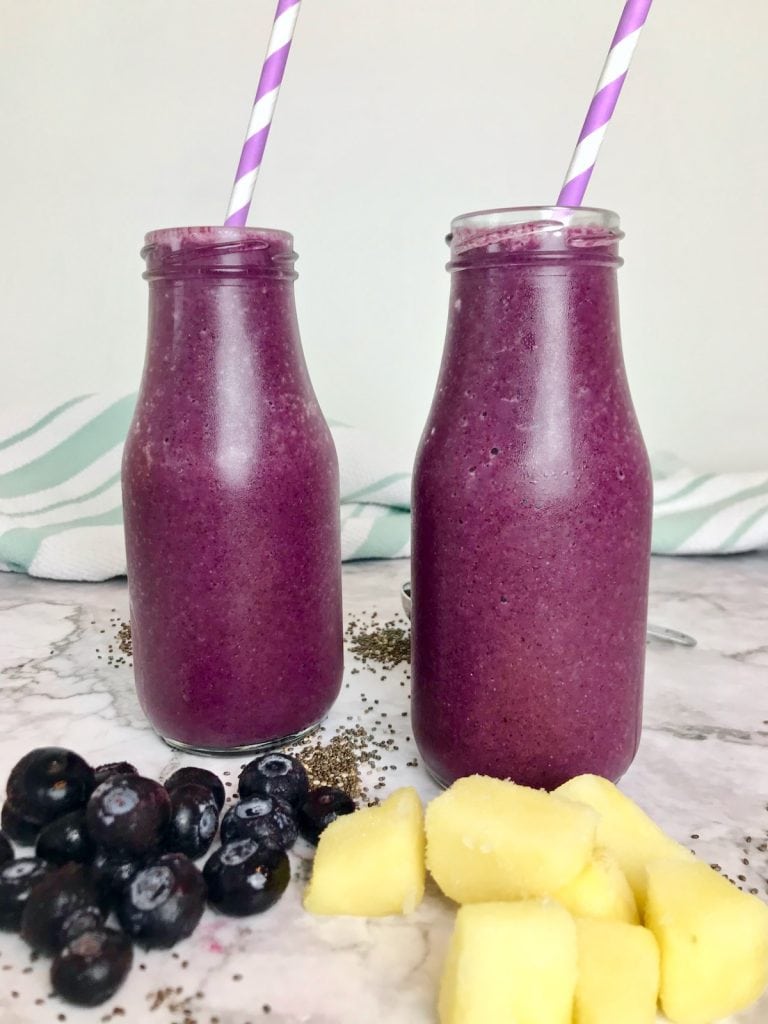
[140,227,310,417]
[443,206,623,381]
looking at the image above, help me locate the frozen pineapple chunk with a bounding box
[574,919,660,1024]
[426,775,597,903]
[645,858,768,1023]
[555,847,639,924]
[439,900,577,1024]
[554,773,693,909]
[304,787,425,916]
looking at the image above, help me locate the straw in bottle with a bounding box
[558,0,653,207]
[225,0,302,227]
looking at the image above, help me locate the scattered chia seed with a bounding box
[345,613,410,669]
[102,618,134,669]
[287,724,378,802]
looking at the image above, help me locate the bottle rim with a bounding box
[448,206,623,267]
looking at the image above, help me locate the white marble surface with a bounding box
[0,556,766,1024]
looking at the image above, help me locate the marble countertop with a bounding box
[0,555,766,1024]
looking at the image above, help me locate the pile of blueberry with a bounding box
[0,748,356,1007]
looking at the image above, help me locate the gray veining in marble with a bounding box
[0,555,766,1023]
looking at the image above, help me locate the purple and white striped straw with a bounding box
[558,0,653,207]
[224,0,302,227]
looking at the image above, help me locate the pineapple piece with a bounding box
[555,847,639,924]
[645,858,768,1023]
[426,775,597,904]
[303,787,425,916]
[554,773,693,909]
[439,900,577,1024]
[574,918,660,1024]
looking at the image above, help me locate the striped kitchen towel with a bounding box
[0,394,766,581]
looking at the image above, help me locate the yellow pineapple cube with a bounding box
[554,773,693,909]
[439,900,577,1024]
[303,787,425,916]
[645,858,768,1023]
[555,847,639,924]
[574,918,660,1024]
[426,775,598,903]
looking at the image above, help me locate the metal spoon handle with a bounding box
[646,623,697,647]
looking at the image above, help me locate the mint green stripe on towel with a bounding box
[0,505,124,573]
[653,473,715,506]
[342,473,411,507]
[0,395,91,453]
[652,478,768,553]
[350,507,410,560]
[0,395,135,499]
[1,471,122,519]
[719,505,768,552]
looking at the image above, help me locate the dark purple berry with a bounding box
[220,795,297,851]
[7,748,95,824]
[0,831,13,866]
[116,852,205,948]
[164,767,226,812]
[51,928,133,1006]
[165,784,219,860]
[91,849,146,905]
[2,799,44,845]
[0,857,51,930]
[297,787,356,845]
[20,862,108,955]
[93,762,138,787]
[203,839,289,917]
[59,905,105,946]
[238,753,309,808]
[86,775,170,855]
[36,809,95,866]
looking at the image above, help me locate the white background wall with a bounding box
[1,0,766,471]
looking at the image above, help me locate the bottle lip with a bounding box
[450,206,621,233]
[448,206,623,266]
[143,225,294,249]
[141,226,297,280]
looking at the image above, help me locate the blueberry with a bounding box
[220,795,297,851]
[91,849,146,906]
[0,857,51,930]
[20,862,108,955]
[203,839,289,917]
[165,784,219,860]
[164,767,226,812]
[2,799,44,845]
[116,852,205,948]
[0,831,13,867]
[36,809,96,866]
[59,905,105,946]
[93,762,138,787]
[7,748,95,824]
[238,753,309,808]
[51,928,133,1007]
[86,775,171,855]
[297,787,356,845]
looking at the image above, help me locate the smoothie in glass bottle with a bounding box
[122,227,343,753]
[411,207,652,790]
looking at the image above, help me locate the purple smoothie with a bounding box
[122,226,343,752]
[411,207,652,790]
